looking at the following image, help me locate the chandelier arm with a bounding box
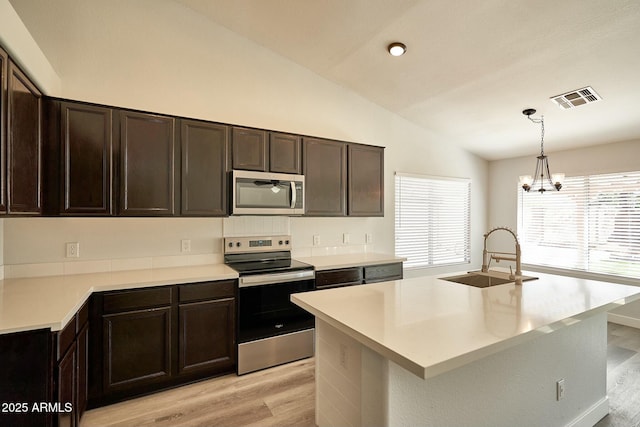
[532,156,543,192]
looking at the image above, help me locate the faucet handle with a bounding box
[509,266,515,280]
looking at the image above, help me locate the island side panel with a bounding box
[315,313,608,427]
[314,318,392,427]
[386,312,608,427]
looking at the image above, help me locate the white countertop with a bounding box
[0,264,238,335]
[0,252,404,336]
[292,271,640,379]
[296,252,406,271]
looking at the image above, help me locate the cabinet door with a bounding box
[103,307,172,393]
[57,342,76,427]
[303,138,347,216]
[231,127,267,171]
[119,111,176,215]
[178,298,235,375]
[7,60,42,214]
[0,47,7,213]
[181,120,228,216]
[348,144,384,216]
[61,102,113,215]
[0,329,52,427]
[269,132,301,174]
[76,322,89,424]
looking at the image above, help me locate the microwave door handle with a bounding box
[290,181,296,208]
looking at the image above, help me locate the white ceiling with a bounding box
[10,0,640,161]
[175,0,640,160]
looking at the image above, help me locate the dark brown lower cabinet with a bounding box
[57,341,76,427]
[90,280,237,408]
[103,307,172,393]
[316,262,404,289]
[56,301,89,427]
[0,301,89,427]
[0,329,52,427]
[179,298,235,374]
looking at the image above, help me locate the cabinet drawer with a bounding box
[316,267,363,289]
[363,263,403,283]
[103,287,172,314]
[179,280,236,303]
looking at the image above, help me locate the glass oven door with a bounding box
[237,270,315,343]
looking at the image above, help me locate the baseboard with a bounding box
[567,397,609,427]
[608,313,640,329]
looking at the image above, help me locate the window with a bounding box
[395,173,471,269]
[517,171,640,279]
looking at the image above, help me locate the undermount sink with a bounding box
[441,272,538,288]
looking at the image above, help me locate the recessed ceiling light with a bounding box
[388,42,406,57]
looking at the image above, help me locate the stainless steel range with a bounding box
[224,235,315,375]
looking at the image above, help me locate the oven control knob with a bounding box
[285,240,290,245]
[278,240,283,245]
[228,242,233,248]
[236,242,241,247]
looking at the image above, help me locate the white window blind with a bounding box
[517,171,640,279]
[395,173,471,268]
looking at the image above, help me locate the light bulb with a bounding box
[388,42,406,56]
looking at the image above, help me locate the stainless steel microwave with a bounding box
[231,170,305,215]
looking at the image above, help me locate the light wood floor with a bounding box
[82,323,640,427]
[595,322,640,427]
[81,358,316,427]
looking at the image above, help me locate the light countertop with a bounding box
[0,264,238,335]
[292,271,640,379]
[296,252,406,271]
[0,252,403,336]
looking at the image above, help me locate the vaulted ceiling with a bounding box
[12,0,640,160]
[175,0,640,160]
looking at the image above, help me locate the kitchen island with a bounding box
[292,271,640,427]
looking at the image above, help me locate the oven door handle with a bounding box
[239,269,315,287]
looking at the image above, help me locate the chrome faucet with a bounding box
[481,227,522,281]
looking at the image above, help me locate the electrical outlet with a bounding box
[339,343,348,368]
[343,233,350,244]
[65,242,80,258]
[313,235,320,246]
[181,239,191,253]
[365,233,372,244]
[556,378,565,401]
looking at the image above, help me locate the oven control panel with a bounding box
[224,235,292,254]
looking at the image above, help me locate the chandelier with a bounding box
[518,108,564,193]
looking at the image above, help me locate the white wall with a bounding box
[489,138,640,321]
[1,0,488,277]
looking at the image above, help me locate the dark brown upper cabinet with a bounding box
[7,60,42,214]
[119,110,177,216]
[270,132,301,174]
[0,47,7,213]
[231,126,267,171]
[231,127,301,174]
[303,137,347,216]
[348,144,384,216]
[180,120,228,216]
[59,102,114,215]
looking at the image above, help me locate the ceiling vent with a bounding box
[550,86,602,109]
